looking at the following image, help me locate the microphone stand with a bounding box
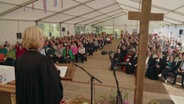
[74,64,102,104]
[109,52,123,104]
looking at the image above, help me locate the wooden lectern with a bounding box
[0,63,75,104]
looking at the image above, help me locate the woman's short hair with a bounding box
[22,26,44,49]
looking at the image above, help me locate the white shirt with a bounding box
[40,48,46,55]
[180,62,184,70]
[79,47,85,54]
[146,56,149,65]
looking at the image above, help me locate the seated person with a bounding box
[98,38,104,49]
[78,44,87,63]
[4,45,16,66]
[71,43,79,62]
[0,53,5,65]
[126,48,138,74]
[160,55,176,83]
[45,43,57,62]
[172,52,184,88]
[94,38,98,52]
[110,49,121,70]
[113,48,121,65]
[145,47,153,77]
[54,43,64,63]
[0,45,8,55]
[106,35,112,44]
[88,40,94,56]
[16,44,26,58]
[146,51,165,80]
[119,45,127,63]
[62,45,74,63]
[121,48,133,72]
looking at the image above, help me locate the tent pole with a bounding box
[60,23,62,38]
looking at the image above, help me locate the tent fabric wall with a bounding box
[0,0,183,25]
[0,21,76,45]
[85,25,92,34]
[61,24,75,36]
[157,25,184,40]
[0,20,35,44]
[95,14,164,34]
[95,15,139,33]
[0,0,183,43]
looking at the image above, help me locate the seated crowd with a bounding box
[0,33,113,66]
[111,32,184,88]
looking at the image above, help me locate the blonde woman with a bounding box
[15,26,63,104]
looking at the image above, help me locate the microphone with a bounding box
[74,63,83,69]
[74,63,103,84]
[74,63,102,104]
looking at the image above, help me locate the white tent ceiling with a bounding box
[0,0,183,26]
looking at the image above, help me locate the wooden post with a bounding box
[128,0,164,104]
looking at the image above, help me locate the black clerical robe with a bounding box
[15,50,63,104]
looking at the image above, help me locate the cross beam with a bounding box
[128,0,164,104]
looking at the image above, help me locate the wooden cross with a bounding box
[128,0,164,104]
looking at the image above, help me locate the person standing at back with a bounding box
[15,26,63,104]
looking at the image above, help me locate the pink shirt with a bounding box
[71,47,79,55]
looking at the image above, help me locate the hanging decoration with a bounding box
[61,0,63,8]
[30,0,63,13]
[43,0,47,13]
[23,0,26,11]
[54,0,57,7]
[32,0,34,10]
[23,0,63,13]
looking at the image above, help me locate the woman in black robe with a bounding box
[147,51,165,80]
[15,26,63,104]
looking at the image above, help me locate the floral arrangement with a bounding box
[147,99,160,104]
[60,89,130,104]
[95,89,130,104]
[60,96,90,104]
